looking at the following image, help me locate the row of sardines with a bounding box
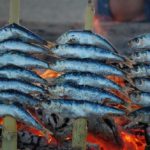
[0,23,148,147]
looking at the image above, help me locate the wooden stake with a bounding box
[84,0,94,30]
[9,0,20,24]
[72,1,94,150]
[72,119,88,150]
[2,0,20,149]
[2,116,17,150]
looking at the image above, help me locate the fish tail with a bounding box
[124,101,132,112]
[45,41,56,48]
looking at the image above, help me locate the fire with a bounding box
[39,69,60,79]
[86,130,145,150]
[121,131,145,150]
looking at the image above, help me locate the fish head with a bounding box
[50,44,59,52]
[133,78,143,88]
[129,91,141,104]
[56,31,79,44]
[131,52,142,61]
[56,32,68,44]
[128,36,145,49]
[130,65,145,76]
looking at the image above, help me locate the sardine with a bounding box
[131,50,150,63]
[130,91,150,107]
[54,72,122,91]
[128,33,150,49]
[133,78,150,92]
[0,78,46,94]
[0,90,40,108]
[0,103,44,131]
[0,51,49,68]
[50,44,123,62]
[49,58,125,77]
[48,82,125,104]
[0,39,48,54]
[128,64,150,77]
[41,99,125,118]
[56,30,118,53]
[0,65,46,84]
[0,23,47,44]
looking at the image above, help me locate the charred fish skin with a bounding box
[49,58,125,77]
[41,99,125,118]
[48,82,124,104]
[0,23,47,44]
[128,34,150,49]
[56,30,118,53]
[0,78,46,94]
[0,90,40,108]
[130,92,150,107]
[0,65,47,84]
[0,39,48,54]
[128,64,150,77]
[0,103,44,130]
[131,50,150,63]
[133,78,150,92]
[0,50,49,69]
[54,72,122,91]
[50,44,123,62]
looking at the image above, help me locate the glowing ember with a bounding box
[39,69,60,79]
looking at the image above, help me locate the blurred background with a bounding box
[0,0,150,54]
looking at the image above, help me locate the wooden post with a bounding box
[84,0,94,30]
[72,1,94,150]
[9,0,20,24]
[2,0,20,150]
[72,119,88,150]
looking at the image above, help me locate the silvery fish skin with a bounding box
[0,39,48,54]
[128,64,150,77]
[128,33,150,49]
[0,103,44,130]
[0,65,46,84]
[50,58,125,77]
[54,72,122,91]
[50,44,123,62]
[133,78,150,92]
[41,99,125,118]
[0,78,46,94]
[0,90,40,108]
[130,92,150,107]
[48,82,124,104]
[0,51,49,68]
[0,23,47,44]
[56,30,117,52]
[131,50,150,63]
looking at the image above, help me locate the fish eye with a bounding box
[135,38,140,43]
[135,52,140,57]
[134,67,139,72]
